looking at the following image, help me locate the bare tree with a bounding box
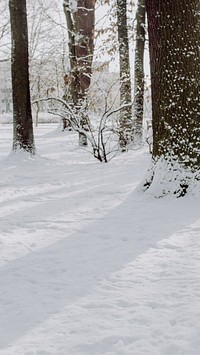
[9,0,35,154]
[133,0,145,145]
[63,0,95,146]
[0,6,9,41]
[116,0,133,151]
[27,0,68,126]
[0,1,10,58]
[33,77,133,163]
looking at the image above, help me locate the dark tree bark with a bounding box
[9,0,35,154]
[63,0,95,146]
[116,0,133,151]
[133,0,145,145]
[145,0,200,195]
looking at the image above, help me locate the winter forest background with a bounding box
[0,0,200,354]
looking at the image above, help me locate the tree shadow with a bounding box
[0,191,199,349]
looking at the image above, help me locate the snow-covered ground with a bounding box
[0,124,199,355]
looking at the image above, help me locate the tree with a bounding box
[63,0,95,146]
[0,3,9,43]
[27,0,68,126]
[0,1,10,58]
[133,0,145,145]
[9,0,35,154]
[116,0,133,151]
[145,0,200,196]
[34,78,129,163]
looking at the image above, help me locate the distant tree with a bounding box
[133,0,145,145]
[9,0,35,154]
[27,0,68,126]
[0,1,10,57]
[145,0,200,196]
[0,3,9,42]
[116,0,133,151]
[63,0,95,146]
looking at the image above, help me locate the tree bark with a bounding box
[63,0,95,146]
[145,0,200,195]
[146,0,199,169]
[116,0,133,151]
[9,0,35,154]
[133,0,145,145]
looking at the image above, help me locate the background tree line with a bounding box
[2,0,200,196]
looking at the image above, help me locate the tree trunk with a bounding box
[9,0,35,154]
[133,0,145,145]
[145,0,200,196]
[116,0,133,151]
[63,0,95,146]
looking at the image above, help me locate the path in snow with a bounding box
[0,124,199,354]
[0,125,145,264]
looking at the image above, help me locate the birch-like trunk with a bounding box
[117,0,133,151]
[133,0,145,145]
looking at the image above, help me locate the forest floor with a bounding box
[0,124,200,355]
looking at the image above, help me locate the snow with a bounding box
[0,123,200,355]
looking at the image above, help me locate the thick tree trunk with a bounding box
[133,0,145,145]
[144,0,200,196]
[116,0,133,151]
[146,0,199,168]
[63,0,95,146]
[9,0,35,154]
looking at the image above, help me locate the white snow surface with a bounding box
[0,124,200,355]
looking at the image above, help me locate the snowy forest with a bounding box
[0,0,199,354]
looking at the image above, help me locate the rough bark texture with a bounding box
[133,0,145,145]
[146,0,200,170]
[9,0,35,154]
[116,0,133,151]
[63,0,95,146]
